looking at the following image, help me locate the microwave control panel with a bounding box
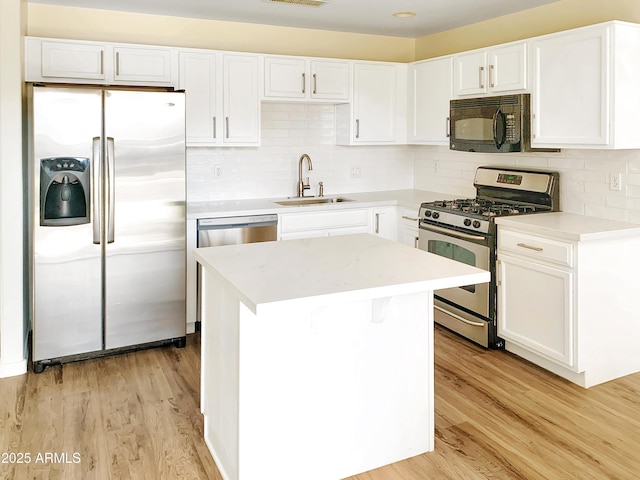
[505,113,518,142]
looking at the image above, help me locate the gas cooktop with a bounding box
[419,166,560,234]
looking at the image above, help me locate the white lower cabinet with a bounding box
[278,208,371,240]
[398,207,419,248]
[371,206,397,241]
[496,217,640,388]
[498,251,574,366]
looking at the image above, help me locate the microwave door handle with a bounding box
[493,108,506,149]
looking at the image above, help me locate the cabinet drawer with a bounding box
[498,229,573,267]
[280,209,369,234]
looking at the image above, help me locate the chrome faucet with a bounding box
[297,154,313,197]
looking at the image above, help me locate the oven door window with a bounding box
[428,239,476,293]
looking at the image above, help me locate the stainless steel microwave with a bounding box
[450,94,546,153]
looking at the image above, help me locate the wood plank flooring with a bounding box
[1,326,639,479]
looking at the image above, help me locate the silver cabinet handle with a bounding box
[115,51,120,76]
[517,242,543,252]
[100,51,104,75]
[401,216,418,222]
[489,64,495,88]
[92,137,101,244]
[302,72,306,94]
[213,117,217,139]
[225,117,229,139]
[446,116,450,138]
[479,66,485,88]
[106,137,115,244]
[355,119,360,139]
[375,213,380,234]
[313,73,317,94]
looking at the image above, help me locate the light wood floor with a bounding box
[1,326,639,479]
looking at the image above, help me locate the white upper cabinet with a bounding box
[336,62,407,145]
[113,46,172,84]
[179,51,260,146]
[262,56,350,101]
[26,37,175,86]
[530,21,640,149]
[454,42,527,97]
[223,54,260,144]
[408,56,453,145]
[178,52,219,144]
[39,40,106,80]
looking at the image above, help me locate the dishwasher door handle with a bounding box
[198,214,278,229]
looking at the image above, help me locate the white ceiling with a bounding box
[29,0,562,38]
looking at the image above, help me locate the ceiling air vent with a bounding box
[267,0,331,7]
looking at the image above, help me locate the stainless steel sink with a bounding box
[275,196,354,206]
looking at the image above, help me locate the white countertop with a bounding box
[495,212,640,241]
[187,189,455,220]
[195,233,490,313]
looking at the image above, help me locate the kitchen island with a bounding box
[195,233,490,480]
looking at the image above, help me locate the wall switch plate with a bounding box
[214,164,223,179]
[610,172,622,191]
[351,166,361,178]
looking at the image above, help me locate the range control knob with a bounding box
[424,210,432,218]
[432,212,440,220]
[472,220,481,229]
[463,219,472,227]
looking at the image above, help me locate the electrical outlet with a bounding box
[610,172,622,191]
[214,164,223,179]
[351,166,361,178]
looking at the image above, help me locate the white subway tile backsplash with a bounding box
[186,102,413,202]
[186,102,640,223]
[413,145,640,224]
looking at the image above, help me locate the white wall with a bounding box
[414,146,640,224]
[0,0,28,378]
[187,103,415,202]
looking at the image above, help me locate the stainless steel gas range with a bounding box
[418,166,559,348]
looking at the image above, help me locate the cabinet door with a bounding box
[454,51,487,96]
[310,60,350,100]
[408,57,452,144]
[531,26,609,147]
[498,254,574,366]
[489,43,527,92]
[263,57,307,98]
[398,208,419,248]
[372,206,398,241]
[40,40,105,80]
[179,52,219,145]
[113,46,172,84]
[223,55,260,145]
[353,63,397,142]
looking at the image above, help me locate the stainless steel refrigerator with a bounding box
[29,85,186,373]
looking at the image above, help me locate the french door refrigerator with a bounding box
[29,85,187,373]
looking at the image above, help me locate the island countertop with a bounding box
[194,233,490,313]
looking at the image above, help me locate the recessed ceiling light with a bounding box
[393,11,416,18]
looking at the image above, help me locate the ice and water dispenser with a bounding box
[39,157,90,226]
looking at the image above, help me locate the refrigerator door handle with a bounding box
[92,136,101,244]
[106,137,115,243]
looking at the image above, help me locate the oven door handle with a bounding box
[420,223,488,241]
[434,305,486,327]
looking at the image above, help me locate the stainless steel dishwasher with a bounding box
[196,214,278,325]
